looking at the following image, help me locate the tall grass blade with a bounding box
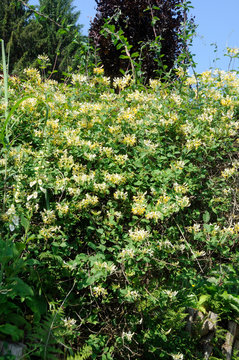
[1,39,9,119]
[0,96,34,147]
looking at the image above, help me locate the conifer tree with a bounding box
[0,0,32,72]
[0,0,83,77]
[36,0,82,78]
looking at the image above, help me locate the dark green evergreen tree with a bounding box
[0,0,33,72]
[36,0,82,79]
[0,0,83,78]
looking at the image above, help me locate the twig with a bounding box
[47,52,59,80]
[147,0,157,39]
[182,2,199,99]
[175,220,204,273]
[18,0,62,27]
[44,280,76,359]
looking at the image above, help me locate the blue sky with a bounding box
[29,0,239,74]
[190,0,239,73]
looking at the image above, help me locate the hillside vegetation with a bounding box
[0,66,239,359]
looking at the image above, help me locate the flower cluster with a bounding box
[113,74,132,90]
[128,228,150,242]
[2,63,239,359]
[132,193,147,216]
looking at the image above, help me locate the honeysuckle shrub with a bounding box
[0,67,239,359]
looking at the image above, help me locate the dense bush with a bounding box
[0,62,239,358]
[89,0,189,81]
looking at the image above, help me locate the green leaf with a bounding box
[131,52,139,58]
[15,242,26,252]
[230,303,239,313]
[222,293,239,313]
[119,55,130,59]
[198,305,207,314]
[7,313,27,327]
[116,43,123,50]
[21,215,29,231]
[9,278,34,300]
[87,242,97,250]
[26,295,47,316]
[57,28,67,35]
[25,234,36,244]
[0,96,35,147]
[203,211,210,223]
[0,324,24,341]
[197,294,210,312]
[84,276,97,287]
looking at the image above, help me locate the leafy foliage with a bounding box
[35,0,82,79]
[89,0,190,81]
[0,0,34,72]
[0,0,83,78]
[67,345,93,360]
[30,312,64,359]
[1,40,239,358]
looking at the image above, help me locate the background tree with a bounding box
[0,0,83,78]
[0,0,33,72]
[89,0,188,82]
[35,0,82,79]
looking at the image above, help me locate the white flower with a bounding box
[122,331,134,341]
[94,261,116,274]
[9,224,15,232]
[119,248,135,258]
[227,47,239,57]
[129,228,150,242]
[27,191,38,201]
[30,180,37,187]
[37,54,50,63]
[221,167,236,179]
[149,79,161,89]
[12,215,19,226]
[143,139,158,151]
[92,285,107,297]
[164,290,178,298]
[171,354,184,360]
[62,317,76,329]
[72,74,88,84]
[141,248,154,257]
[125,290,139,299]
[114,190,128,200]
[6,204,16,216]
[113,74,132,90]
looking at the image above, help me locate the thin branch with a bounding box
[175,220,204,274]
[18,0,62,27]
[182,2,199,99]
[44,280,76,359]
[147,0,157,39]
